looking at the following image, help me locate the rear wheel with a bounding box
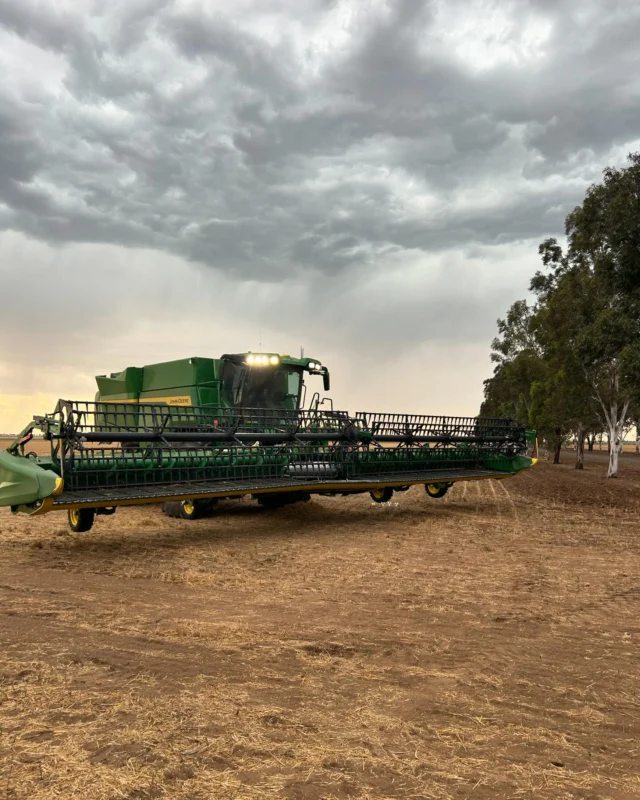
[425,483,449,499]
[180,500,200,520]
[256,492,311,510]
[96,507,116,516]
[370,487,393,503]
[162,499,217,519]
[68,508,95,533]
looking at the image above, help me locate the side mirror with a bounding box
[323,370,330,392]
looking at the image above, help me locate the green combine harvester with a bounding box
[0,352,537,532]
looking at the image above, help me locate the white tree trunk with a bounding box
[592,364,630,479]
[604,404,629,478]
[608,426,619,477]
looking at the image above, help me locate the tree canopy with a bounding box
[482,152,640,477]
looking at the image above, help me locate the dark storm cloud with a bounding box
[0,0,639,279]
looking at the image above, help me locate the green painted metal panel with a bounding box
[141,358,218,392]
[95,402,140,431]
[197,387,221,406]
[138,387,198,406]
[0,451,60,508]
[95,367,143,400]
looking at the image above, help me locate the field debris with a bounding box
[1,453,640,799]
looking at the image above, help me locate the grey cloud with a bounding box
[0,0,639,283]
[0,230,536,389]
[0,94,43,186]
[0,0,81,52]
[165,12,296,103]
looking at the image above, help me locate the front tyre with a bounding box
[370,487,393,503]
[425,483,449,499]
[68,508,96,533]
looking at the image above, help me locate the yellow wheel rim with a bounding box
[182,500,195,515]
[426,484,440,496]
[371,489,386,500]
[69,509,80,525]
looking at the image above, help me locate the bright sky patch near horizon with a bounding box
[1,0,639,432]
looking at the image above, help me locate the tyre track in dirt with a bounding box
[2,458,640,799]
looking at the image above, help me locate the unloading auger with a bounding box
[0,398,537,532]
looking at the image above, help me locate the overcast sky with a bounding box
[1,0,639,432]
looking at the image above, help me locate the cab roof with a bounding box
[222,353,323,369]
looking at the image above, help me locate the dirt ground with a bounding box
[1,449,639,799]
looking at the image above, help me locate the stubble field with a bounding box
[1,445,639,799]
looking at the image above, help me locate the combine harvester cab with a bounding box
[0,398,537,532]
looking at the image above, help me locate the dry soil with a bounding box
[1,448,639,799]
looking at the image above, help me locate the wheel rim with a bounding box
[182,500,195,515]
[371,488,386,500]
[69,509,80,526]
[426,484,441,496]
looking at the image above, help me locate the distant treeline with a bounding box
[481,153,640,478]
